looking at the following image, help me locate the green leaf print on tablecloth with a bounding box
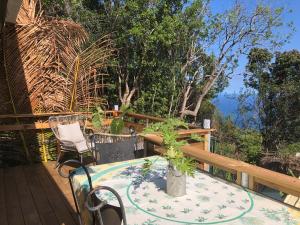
[239,217,265,225]
[166,213,176,218]
[147,207,156,212]
[260,208,298,225]
[181,208,192,214]
[196,216,207,222]
[162,205,172,210]
[197,195,210,202]
[142,219,159,225]
[126,206,138,215]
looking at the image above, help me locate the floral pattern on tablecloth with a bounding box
[72,156,300,225]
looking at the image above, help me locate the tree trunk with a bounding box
[168,75,176,116]
[180,69,218,119]
[180,84,192,119]
[64,0,72,16]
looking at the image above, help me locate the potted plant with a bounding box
[143,118,200,197]
[91,105,141,164]
[92,105,132,134]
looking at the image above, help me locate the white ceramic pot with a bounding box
[166,163,186,197]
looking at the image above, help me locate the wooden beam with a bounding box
[126,112,165,122]
[0,119,113,131]
[5,0,22,23]
[0,122,50,131]
[0,111,117,119]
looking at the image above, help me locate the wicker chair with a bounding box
[58,160,127,225]
[49,114,94,167]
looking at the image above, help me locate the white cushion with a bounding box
[57,122,88,151]
[75,140,90,153]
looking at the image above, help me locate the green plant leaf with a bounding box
[110,118,125,134]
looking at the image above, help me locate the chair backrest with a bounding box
[93,133,136,164]
[49,114,86,140]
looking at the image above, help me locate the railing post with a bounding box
[236,171,242,186]
[241,172,249,187]
[203,119,211,172]
[143,140,154,157]
[248,175,257,191]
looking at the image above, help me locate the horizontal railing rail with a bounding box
[0,111,207,131]
[0,111,211,164]
[143,134,300,197]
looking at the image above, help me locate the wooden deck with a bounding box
[0,161,78,225]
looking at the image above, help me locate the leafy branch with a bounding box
[143,118,197,177]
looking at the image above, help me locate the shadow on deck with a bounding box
[0,161,78,225]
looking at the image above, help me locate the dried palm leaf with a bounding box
[1,0,114,164]
[2,0,114,114]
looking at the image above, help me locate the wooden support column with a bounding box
[143,140,155,157]
[236,171,242,186]
[203,133,210,172]
[248,175,257,191]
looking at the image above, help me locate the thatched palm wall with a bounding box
[0,0,114,165]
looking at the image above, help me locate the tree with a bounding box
[244,48,300,152]
[99,0,210,110]
[179,3,291,119]
[42,0,292,121]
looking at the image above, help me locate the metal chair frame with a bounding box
[58,160,127,225]
[58,160,93,225]
[85,186,127,225]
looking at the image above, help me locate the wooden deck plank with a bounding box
[4,167,25,225]
[13,166,42,225]
[0,168,8,225]
[23,165,60,225]
[36,163,78,225]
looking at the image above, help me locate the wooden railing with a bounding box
[0,111,155,131]
[143,134,300,197]
[3,111,299,199]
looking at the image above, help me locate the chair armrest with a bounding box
[85,186,127,225]
[60,139,76,147]
[58,159,92,189]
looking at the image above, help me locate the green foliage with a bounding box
[91,106,104,129]
[235,130,262,164]
[278,142,300,158]
[190,134,205,142]
[41,0,292,120]
[119,104,133,116]
[214,114,262,164]
[143,118,196,176]
[170,156,197,177]
[244,49,300,152]
[109,105,132,134]
[110,118,125,134]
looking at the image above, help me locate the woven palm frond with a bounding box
[67,35,115,111]
[2,0,114,114]
[1,0,114,165]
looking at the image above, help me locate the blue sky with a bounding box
[210,0,300,94]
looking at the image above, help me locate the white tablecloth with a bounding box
[72,156,300,225]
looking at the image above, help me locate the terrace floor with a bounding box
[0,161,78,225]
